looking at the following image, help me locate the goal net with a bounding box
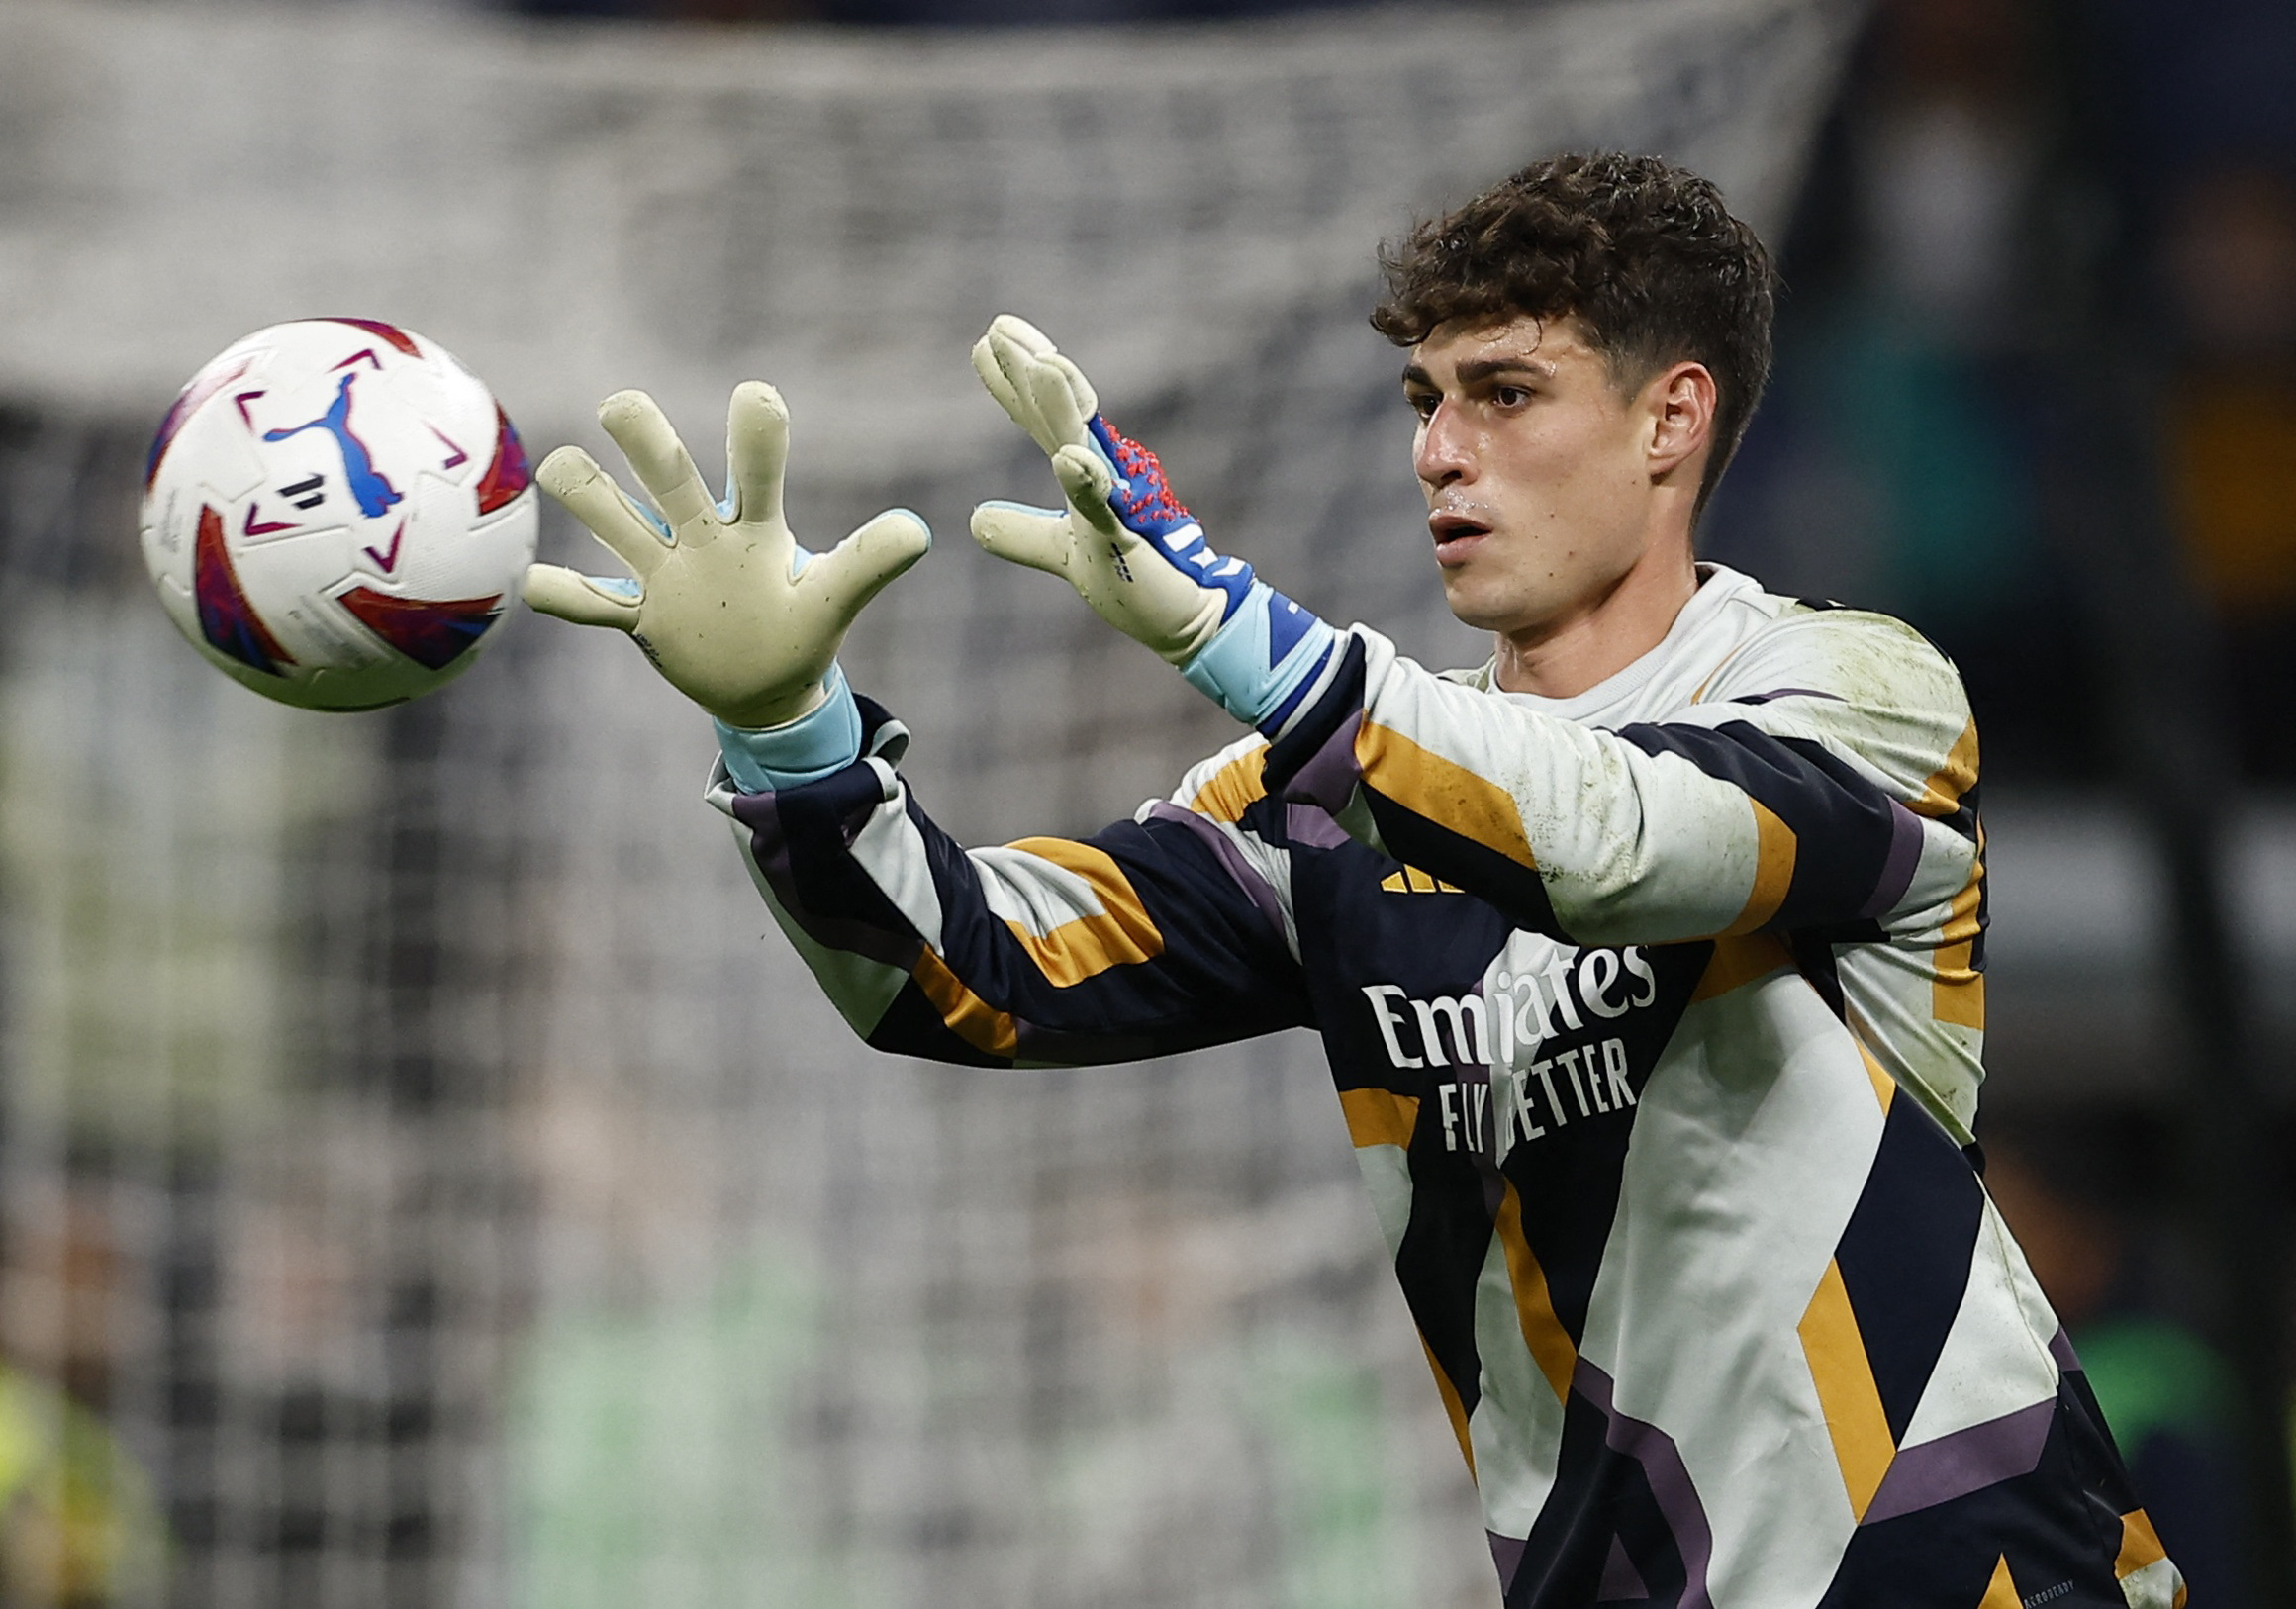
[0,3,1855,1604]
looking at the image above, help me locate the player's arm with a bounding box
[526,380,1307,1066]
[1260,613,1981,948]
[966,318,1977,948]
[705,716,1310,1065]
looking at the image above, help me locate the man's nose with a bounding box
[1415,401,1475,487]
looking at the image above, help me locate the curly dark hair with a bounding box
[1371,152,1777,512]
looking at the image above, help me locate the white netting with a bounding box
[0,3,1854,1604]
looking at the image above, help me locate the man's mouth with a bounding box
[1428,512,1491,564]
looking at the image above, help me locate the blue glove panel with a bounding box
[1083,411,1337,733]
[1086,415,1257,624]
[1181,586,1338,731]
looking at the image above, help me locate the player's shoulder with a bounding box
[1689,579,1977,801]
[1699,580,1968,721]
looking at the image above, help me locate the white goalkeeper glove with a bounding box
[526,383,929,731]
[968,315,1338,731]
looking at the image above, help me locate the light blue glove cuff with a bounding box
[714,663,863,794]
[1178,581,1339,727]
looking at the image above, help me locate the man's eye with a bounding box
[1493,386,1530,409]
[1407,393,1438,420]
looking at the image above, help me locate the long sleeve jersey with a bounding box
[705,563,2182,1609]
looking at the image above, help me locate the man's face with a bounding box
[1403,314,1674,639]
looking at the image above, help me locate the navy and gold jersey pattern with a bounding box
[706,565,2180,1609]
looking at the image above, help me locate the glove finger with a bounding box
[987,314,1059,357]
[985,331,1061,455]
[1041,351,1100,421]
[522,562,642,630]
[725,380,790,530]
[971,333,1033,438]
[986,317,1100,429]
[1024,355,1091,452]
[801,508,933,626]
[1051,444,1123,534]
[598,389,716,536]
[969,501,1077,576]
[538,446,669,579]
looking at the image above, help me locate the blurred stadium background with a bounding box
[0,0,2290,1604]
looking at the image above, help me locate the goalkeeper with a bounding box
[526,154,2180,1609]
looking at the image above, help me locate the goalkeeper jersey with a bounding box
[705,563,2182,1609]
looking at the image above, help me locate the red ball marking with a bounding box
[317,318,424,359]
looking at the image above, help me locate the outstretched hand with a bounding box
[526,383,929,729]
[967,316,1234,666]
[968,315,1338,730]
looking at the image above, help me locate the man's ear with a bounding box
[1644,361,1717,483]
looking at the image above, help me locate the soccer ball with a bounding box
[140,319,538,711]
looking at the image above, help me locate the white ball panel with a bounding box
[139,318,536,712]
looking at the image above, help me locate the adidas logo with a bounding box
[1380,865,1464,895]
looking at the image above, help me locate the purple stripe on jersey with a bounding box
[1480,1164,1508,1220]
[1283,803,1352,850]
[1727,688,1847,706]
[730,787,798,893]
[1487,1531,1527,1593]
[1859,1396,2057,1525]
[1599,1536,1652,1599]
[1144,803,1288,939]
[1858,801,1928,920]
[2048,1327,2081,1372]
[1574,1360,1716,1609]
[728,788,919,969]
[1279,708,1365,815]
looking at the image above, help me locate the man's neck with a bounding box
[1490,540,1700,700]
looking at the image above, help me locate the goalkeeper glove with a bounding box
[526,383,929,736]
[967,315,1337,732]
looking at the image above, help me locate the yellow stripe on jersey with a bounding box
[1420,1336,1478,1483]
[1355,720,1539,870]
[1338,1087,1419,1150]
[909,949,1019,1059]
[2116,1510,2171,1582]
[1853,1038,1898,1113]
[1495,1181,1578,1402]
[1910,717,1980,819]
[2115,1506,2189,1609]
[1722,799,1797,935]
[1798,1259,1895,1520]
[1978,1556,2021,1609]
[999,838,1164,987]
[1188,744,1268,823]
[1691,934,1793,1001]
